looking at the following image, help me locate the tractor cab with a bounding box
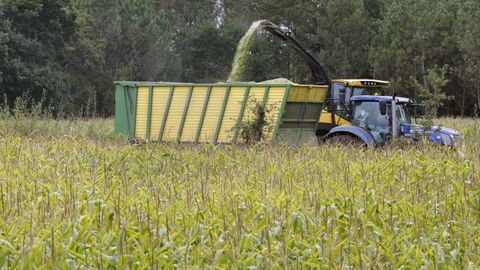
[349,95,412,144]
[330,79,388,120]
[318,79,389,133]
[331,79,389,107]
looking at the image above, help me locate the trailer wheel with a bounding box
[324,134,364,146]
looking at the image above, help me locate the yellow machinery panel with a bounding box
[248,86,267,103]
[162,86,189,141]
[150,86,170,140]
[264,87,287,140]
[134,87,149,139]
[288,85,328,103]
[218,86,246,143]
[181,86,208,142]
[199,86,225,142]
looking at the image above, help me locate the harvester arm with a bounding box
[259,20,330,84]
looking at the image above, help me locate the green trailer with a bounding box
[114,81,328,144]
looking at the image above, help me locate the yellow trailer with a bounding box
[114,81,328,144]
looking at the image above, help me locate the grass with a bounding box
[0,115,479,269]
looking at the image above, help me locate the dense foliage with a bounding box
[1,0,480,116]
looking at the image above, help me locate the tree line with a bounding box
[0,0,479,116]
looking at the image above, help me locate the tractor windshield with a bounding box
[351,87,383,96]
[351,101,389,135]
[395,103,412,124]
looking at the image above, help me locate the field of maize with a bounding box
[0,111,479,268]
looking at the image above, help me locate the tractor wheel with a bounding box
[324,134,364,146]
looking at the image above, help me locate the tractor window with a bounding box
[332,84,383,104]
[351,87,381,96]
[396,104,412,124]
[352,101,389,134]
[330,83,350,119]
[332,83,345,102]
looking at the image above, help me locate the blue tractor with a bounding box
[322,95,461,147]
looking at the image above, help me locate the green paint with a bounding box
[232,86,251,143]
[281,117,318,123]
[213,86,231,144]
[262,86,270,108]
[158,86,175,142]
[145,86,153,141]
[297,103,307,142]
[122,85,137,139]
[297,87,311,123]
[177,86,193,142]
[272,85,291,142]
[297,88,315,141]
[131,87,138,139]
[114,84,127,134]
[123,87,131,137]
[276,128,317,144]
[195,86,212,143]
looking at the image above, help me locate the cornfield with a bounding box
[0,113,479,269]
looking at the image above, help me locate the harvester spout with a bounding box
[258,20,330,84]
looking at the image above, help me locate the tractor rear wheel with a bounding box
[323,134,364,146]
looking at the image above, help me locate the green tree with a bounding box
[68,0,173,115]
[411,65,452,118]
[170,0,244,82]
[175,23,243,82]
[371,0,460,99]
[455,0,480,116]
[313,0,373,78]
[0,0,75,111]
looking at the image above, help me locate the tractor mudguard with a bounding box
[323,125,376,145]
[428,126,460,147]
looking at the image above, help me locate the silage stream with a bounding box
[227,20,266,82]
